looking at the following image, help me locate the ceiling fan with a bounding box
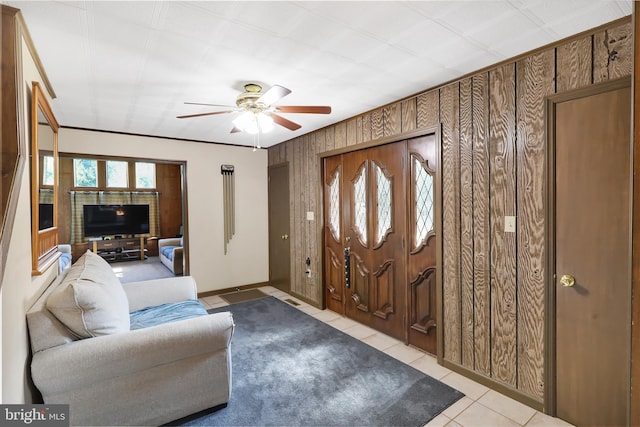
[177,83,331,135]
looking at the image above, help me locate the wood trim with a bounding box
[61,125,265,149]
[0,5,25,288]
[631,4,640,425]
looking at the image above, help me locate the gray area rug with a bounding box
[113,256,175,283]
[173,297,463,426]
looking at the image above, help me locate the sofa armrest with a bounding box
[58,244,72,254]
[172,247,184,275]
[123,276,197,312]
[158,238,182,250]
[31,311,234,396]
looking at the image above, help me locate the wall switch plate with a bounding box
[504,216,516,233]
[306,211,315,221]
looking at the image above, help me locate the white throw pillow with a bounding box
[47,250,130,338]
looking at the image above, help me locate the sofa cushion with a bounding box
[46,250,130,338]
[161,246,179,261]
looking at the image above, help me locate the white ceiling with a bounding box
[5,1,633,148]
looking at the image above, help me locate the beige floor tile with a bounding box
[453,402,520,426]
[258,286,280,294]
[208,301,230,310]
[478,390,537,425]
[423,413,451,427]
[361,333,402,351]
[525,412,574,427]
[271,290,290,299]
[441,397,474,419]
[201,295,225,306]
[445,421,463,427]
[326,316,360,331]
[384,342,425,364]
[342,323,378,340]
[313,310,342,323]
[296,303,322,316]
[410,355,452,379]
[440,371,490,401]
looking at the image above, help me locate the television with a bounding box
[83,204,150,237]
[38,203,54,230]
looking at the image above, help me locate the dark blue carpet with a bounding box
[174,296,463,426]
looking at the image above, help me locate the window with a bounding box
[106,160,128,187]
[42,155,54,186]
[73,158,98,187]
[135,162,156,189]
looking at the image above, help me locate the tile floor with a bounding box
[200,286,574,427]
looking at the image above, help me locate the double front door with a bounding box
[323,135,438,353]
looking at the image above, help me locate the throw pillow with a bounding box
[47,250,130,338]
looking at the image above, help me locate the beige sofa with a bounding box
[158,237,184,275]
[26,250,234,426]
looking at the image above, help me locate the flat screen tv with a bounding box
[83,204,150,237]
[39,203,54,230]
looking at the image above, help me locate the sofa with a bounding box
[26,249,235,426]
[158,237,183,275]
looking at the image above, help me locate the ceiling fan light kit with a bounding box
[178,82,331,136]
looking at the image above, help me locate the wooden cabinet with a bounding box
[91,237,146,262]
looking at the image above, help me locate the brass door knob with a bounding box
[560,275,575,287]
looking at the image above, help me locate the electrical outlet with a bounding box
[504,216,516,233]
[307,211,315,221]
[305,269,312,279]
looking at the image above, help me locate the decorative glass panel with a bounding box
[375,163,391,245]
[354,166,367,245]
[415,157,434,248]
[329,169,340,241]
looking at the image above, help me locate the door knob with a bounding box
[560,274,575,287]
[281,234,289,240]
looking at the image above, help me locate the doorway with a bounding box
[547,78,631,426]
[323,134,439,353]
[268,163,291,292]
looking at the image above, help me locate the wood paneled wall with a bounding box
[268,18,632,403]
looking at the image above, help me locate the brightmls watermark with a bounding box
[0,405,68,426]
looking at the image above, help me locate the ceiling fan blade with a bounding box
[184,102,236,108]
[276,106,332,114]
[258,85,291,106]
[176,110,235,119]
[269,113,301,131]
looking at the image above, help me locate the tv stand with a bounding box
[91,237,147,262]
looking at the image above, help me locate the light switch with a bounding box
[307,211,315,221]
[504,216,516,233]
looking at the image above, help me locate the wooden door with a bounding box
[342,143,407,341]
[324,155,344,313]
[552,80,631,426]
[407,135,438,354]
[268,163,290,292]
